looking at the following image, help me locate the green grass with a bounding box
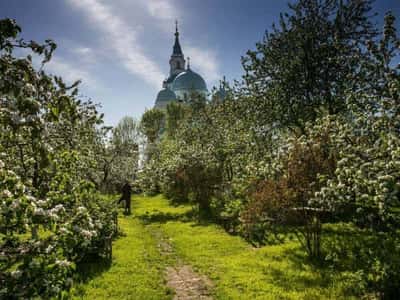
[71,214,172,299]
[134,195,358,300]
[74,194,359,299]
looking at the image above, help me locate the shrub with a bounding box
[0,158,117,298]
[241,119,337,258]
[0,19,117,298]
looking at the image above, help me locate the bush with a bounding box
[241,120,337,257]
[0,159,116,298]
[0,19,117,298]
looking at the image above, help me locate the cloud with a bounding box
[140,0,222,87]
[44,57,96,88]
[138,0,179,34]
[13,39,96,88]
[65,0,221,91]
[145,0,176,21]
[66,0,165,89]
[185,46,221,87]
[73,46,91,55]
[70,46,96,64]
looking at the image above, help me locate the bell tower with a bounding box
[169,20,186,76]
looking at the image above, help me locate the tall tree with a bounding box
[94,117,140,191]
[139,108,165,144]
[242,0,378,132]
[139,108,165,162]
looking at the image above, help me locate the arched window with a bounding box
[176,61,181,69]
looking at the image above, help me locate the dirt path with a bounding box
[146,225,214,299]
[166,265,213,300]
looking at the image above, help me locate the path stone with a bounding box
[166,265,213,300]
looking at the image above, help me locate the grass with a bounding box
[71,214,172,299]
[73,194,359,299]
[136,195,357,300]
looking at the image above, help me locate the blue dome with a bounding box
[172,68,207,92]
[155,87,176,108]
[165,72,180,84]
[156,87,176,101]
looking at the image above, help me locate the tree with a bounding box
[0,19,116,298]
[139,108,165,144]
[362,11,400,101]
[242,0,377,132]
[165,101,186,138]
[91,117,140,192]
[113,116,140,147]
[110,116,140,187]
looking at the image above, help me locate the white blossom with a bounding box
[2,189,12,198]
[33,207,45,216]
[77,206,87,214]
[10,199,21,209]
[36,199,47,207]
[55,259,71,268]
[45,245,54,254]
[11,270,22,278]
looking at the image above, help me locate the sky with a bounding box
[1,0,399,126]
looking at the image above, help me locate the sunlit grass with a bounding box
[71,214,172,299]
[135,195,358,300]
[73,194,359,299]
[133,194,192,216]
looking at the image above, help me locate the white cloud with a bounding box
[138,0,179,34]
[71,46,96,64]
[140,0,222,87]
[13,40,96,88]
[65,0,221,91]
[146,0,176,21]
[66,0,165,89]
[73,46,91,55]
[44,57,96,88]
[185,46,221,87]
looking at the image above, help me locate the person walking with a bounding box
[118,181,132,215]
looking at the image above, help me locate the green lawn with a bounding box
[73,194,358,299]
[71,213,172,299]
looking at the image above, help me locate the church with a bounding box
[154,22,208,108]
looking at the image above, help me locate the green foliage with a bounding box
[140,108,165,144]
[0,19,116,298]
[2,0,398,297]
[99,116,140,192]
[322,223,400,299]
[242,0,377,131]
[240,121,337,258]
[165,101,187,138]
[138,4,400,297]
[312,89,400,296]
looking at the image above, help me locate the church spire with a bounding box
[172,20,183,56]
[169,20,186,76]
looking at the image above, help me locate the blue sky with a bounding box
[1,0,399,126]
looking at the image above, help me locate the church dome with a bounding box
[153,22,209,108]
[154,87,177,108]
[165,72,180,85]
[172,68,207,92]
